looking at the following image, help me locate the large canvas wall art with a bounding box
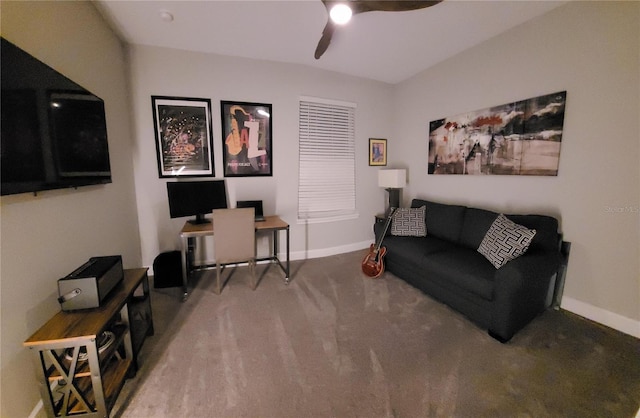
[428,91,566,176]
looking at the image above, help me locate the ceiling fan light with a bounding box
[330,4,352,25]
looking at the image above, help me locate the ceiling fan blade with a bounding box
[351,0,443,14]
[314,0,443,59]
[314,19,335,59]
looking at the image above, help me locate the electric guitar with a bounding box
[361,208,396,278]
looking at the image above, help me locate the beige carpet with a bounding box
[114,250,640,417]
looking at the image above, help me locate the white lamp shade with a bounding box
[378,169,406,188]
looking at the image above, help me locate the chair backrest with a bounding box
[212,208,255,264]
[236,200,264,219]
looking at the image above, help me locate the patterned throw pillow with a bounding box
[391,206,427,237]
[478,214,537,269]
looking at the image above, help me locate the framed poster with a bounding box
[151,96,214,177]
[221,101,272,177]
[369,138,387,166]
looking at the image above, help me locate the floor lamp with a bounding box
[378,169,406,216]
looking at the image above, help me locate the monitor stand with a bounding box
[188,213,211,225]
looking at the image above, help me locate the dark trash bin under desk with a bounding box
[153,250,183,288]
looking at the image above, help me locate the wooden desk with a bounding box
[179,215,290,299]
[24,268,153,418]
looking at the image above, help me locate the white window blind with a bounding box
[298,97,357,222]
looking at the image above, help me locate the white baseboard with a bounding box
[155,242,640,341]
[28,399,43,418]
[38,258,635,418]
[288,247,640,341]
[166,241,371,274]
[286,240,370,261]
[561,296,640,339]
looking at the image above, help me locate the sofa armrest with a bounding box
[489,251,561,342]
[373,221,391,239]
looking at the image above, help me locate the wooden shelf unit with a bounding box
[24,268,153,418]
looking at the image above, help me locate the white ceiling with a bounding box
[95,0,566,84]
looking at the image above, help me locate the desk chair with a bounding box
[211,208,257,294]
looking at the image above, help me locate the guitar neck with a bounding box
[374,208,395,251]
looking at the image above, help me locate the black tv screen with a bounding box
[167,180,228,224]
[1,37,112,196]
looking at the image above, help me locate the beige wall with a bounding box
[128,1,639,333]
[127,45,394,269]
[393,1,640,330]
[0,2,141,417]
[2,1,638,416]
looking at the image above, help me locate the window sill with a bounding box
[297,212,359,225]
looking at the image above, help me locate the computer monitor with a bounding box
[166,180,228,224]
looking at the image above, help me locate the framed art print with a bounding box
[151,96,214,177]
[369,138,387,166]
[221,101,272,177]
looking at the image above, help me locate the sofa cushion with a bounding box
[383,235,457,261]
[478,214,537,268]
[391,206,427,237]
[384,254,494,328]
[459,207,499,249]
[412,199,466,243]
[418,248,497,301]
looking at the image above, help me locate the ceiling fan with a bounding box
[315,0,443,59]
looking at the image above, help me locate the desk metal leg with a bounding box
[181,236,189,301]
[273,230,279,269]
[270,227,290,284]
[285,226,290,284]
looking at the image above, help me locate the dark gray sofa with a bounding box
[374,198,562,342]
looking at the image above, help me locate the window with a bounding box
[298,97,357,222]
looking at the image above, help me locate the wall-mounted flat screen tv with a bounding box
[1,37,112,196]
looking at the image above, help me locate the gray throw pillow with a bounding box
[478,214,536,268]
[391,206,427,237]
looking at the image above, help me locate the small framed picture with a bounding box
[369,138,387,166]
[221,101,272,177]
[151,96,214,177]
